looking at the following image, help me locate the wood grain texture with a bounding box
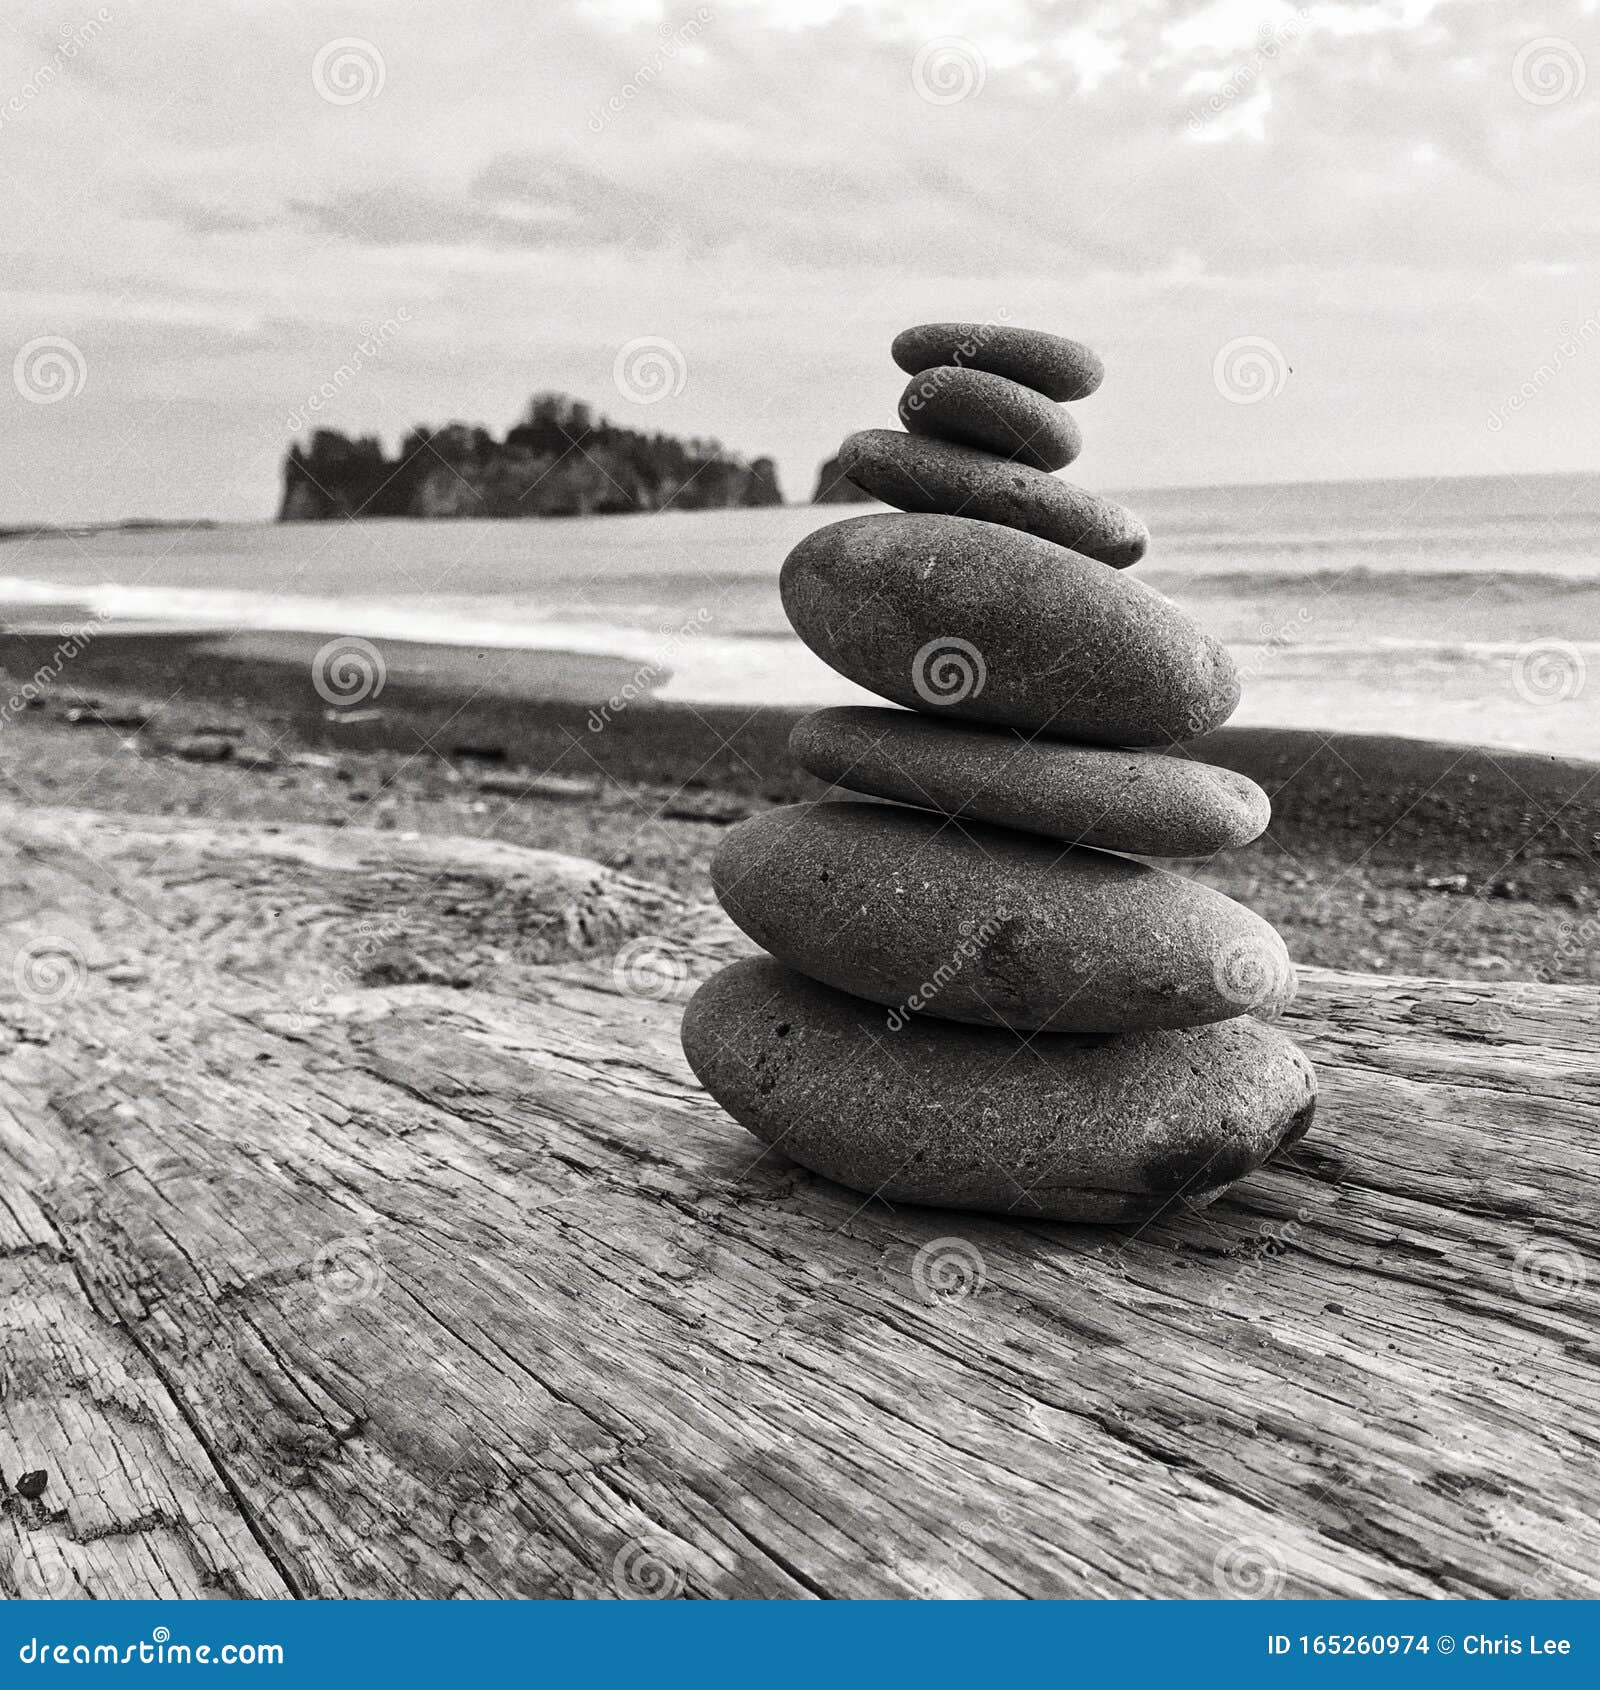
[0,803,1594,1600]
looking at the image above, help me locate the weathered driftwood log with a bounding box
[1,805,1595,1600]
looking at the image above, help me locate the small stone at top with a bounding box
[892,322,1105,402]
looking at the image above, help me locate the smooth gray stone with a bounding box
[891,322,1104,402]
[790,707,1271,856]
[681,957,1317,1223]
[839,430,1146,566]
[898,367,1081,472]
[710,801,1297,1032]
[779,513,1239,745]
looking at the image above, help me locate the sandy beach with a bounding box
[4,623,1595,986]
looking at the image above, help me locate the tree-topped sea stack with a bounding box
[682,323,1315,1224]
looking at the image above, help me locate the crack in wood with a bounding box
[0,803,1595,1598]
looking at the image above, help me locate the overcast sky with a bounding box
[3,0,1598,523]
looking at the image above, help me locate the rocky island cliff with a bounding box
[279,394,784,520]
[810,453,877,504]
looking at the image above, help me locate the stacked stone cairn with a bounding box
[682,323,1316,1223]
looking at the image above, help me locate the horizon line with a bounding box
[5,463,1596,535]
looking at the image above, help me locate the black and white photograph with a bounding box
[1,0,1597,1617]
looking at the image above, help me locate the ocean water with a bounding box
[2,473,1597,757]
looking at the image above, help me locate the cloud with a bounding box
[264,0,1600,280]
[4,0,1600,521]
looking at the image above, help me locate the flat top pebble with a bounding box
[892,322,1104,402]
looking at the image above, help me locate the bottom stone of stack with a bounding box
[682,957,1316,1224]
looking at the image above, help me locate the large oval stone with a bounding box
[891,322,1104,402]
[898,367,1081,472]
[682,958,1316,1223]
[839,431,1146,567]
[780,513,1239,744]
[790,707,1270,856]
[711,802,1296,1032]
